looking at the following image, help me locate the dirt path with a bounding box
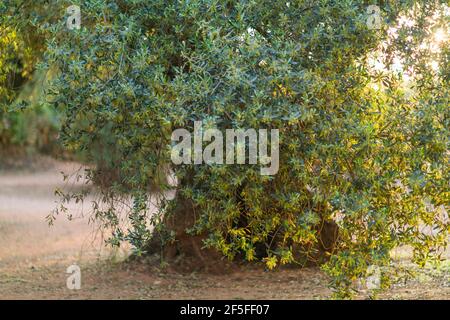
[0,161,103,269]
[0,160,448,300]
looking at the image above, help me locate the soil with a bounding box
[0,157,448,300]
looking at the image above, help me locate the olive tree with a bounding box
[28,0,450,296]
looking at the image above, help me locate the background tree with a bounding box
[0,1,61,157]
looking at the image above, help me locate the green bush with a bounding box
[26,0,450,297]
[0,3,61,156]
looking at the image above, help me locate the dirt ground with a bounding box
[0,158,448,300]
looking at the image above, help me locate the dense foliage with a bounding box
[4,0,449,297]
[0,1,60,155]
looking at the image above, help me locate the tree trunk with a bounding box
[146,192,235,273]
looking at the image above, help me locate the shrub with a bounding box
[33,0,450,296]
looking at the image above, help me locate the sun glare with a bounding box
[433,28,448,44]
